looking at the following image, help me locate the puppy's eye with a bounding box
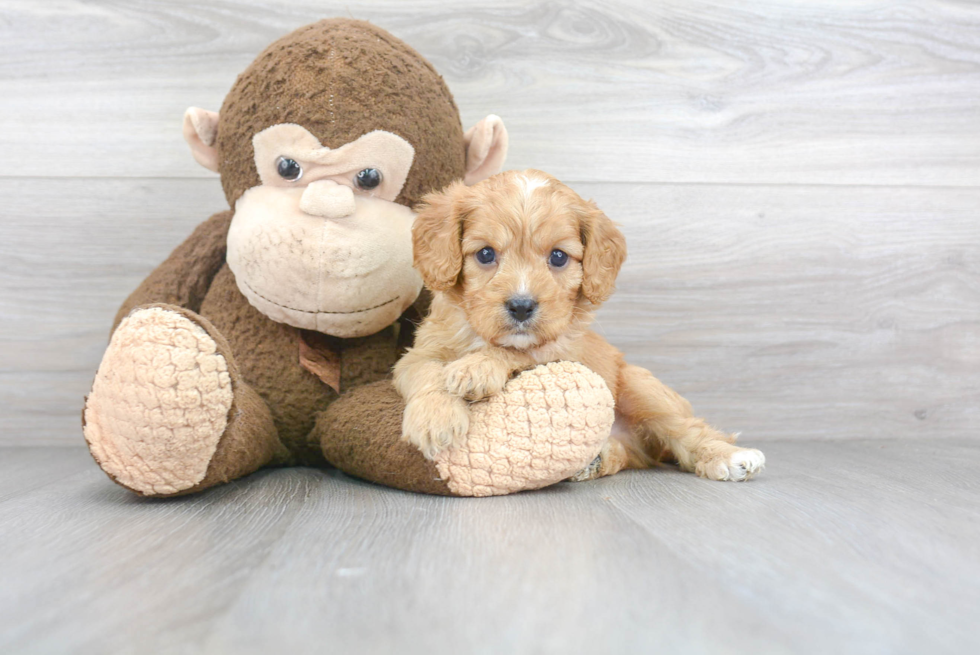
[549,249,569,268]
[276,157,302,181]
[355,168,382,190]
[476,247,496,265]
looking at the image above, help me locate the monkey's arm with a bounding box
[111,210,233,333]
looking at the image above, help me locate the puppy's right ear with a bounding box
[413,181,470,291]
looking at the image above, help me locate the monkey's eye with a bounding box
[276,157,302,181]
[355,168,382,190]
[476,247,496,265]
[549,249,569,268]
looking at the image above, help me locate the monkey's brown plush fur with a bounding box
[216,20,466,209]
[82,19,613,497]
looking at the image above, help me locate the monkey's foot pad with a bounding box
[83,307,233,495]
[434,361,615,497]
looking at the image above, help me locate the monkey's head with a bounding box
[182,19,508,338]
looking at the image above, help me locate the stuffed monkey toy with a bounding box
[82,19,615,498]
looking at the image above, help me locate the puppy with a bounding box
[394,170,765,482]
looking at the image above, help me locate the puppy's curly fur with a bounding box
[394,170,764,482]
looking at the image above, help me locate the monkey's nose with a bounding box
[299,180,356,219]
[506,295,538,323]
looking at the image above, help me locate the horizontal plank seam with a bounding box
[1,436,978,451]
[0,175,978,191]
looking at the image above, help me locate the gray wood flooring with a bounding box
[1,440,978,654]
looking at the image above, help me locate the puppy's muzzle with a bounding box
[506,295,537,324]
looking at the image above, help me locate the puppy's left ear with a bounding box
[580,201,627,305]
[413,181,470,291]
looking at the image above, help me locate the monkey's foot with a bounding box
[433,361,615,497]
[83,306,234,496]
[319,362,616,497]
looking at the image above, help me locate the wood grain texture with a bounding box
[3,178,977,444]
[0,1,979,184]
[1,1,978,445]
[0,441,978,654]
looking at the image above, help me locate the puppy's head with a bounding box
[413,169,627,349]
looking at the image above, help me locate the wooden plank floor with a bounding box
[0,439,977,654]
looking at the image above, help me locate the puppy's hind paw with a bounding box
[567,438,631,482]
[696,447,766,482]
[401,393,470,459]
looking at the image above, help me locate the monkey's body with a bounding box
[88,208,452,495]
[82,19,615,498]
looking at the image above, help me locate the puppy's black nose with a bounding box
[506,296,537,322]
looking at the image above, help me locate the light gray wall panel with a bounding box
[0,1,977,444]
[0,1,978,184]
[2,178,976,443]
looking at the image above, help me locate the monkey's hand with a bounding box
[444,352,513,401]
[401,392,470,459]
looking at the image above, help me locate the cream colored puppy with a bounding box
[394,170,765,482]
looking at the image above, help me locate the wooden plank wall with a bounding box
[1,0,978,445]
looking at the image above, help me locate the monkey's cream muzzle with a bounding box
[299,180,357,219]
[228,188,422,338]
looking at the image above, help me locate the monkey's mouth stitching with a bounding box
[241,279,399,315]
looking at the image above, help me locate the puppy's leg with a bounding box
[402,391,470,460]
[567,414,655,481]
[394,356,470,459]
[617,365,765,481]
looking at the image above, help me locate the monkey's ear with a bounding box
[463,115,508,185]
[412,181,470,291]
[182,107,220,173]
[580,201,628,305]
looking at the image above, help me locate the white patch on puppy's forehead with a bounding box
[518,174,549,203]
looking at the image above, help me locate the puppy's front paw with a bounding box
[695,446,766,481]
[401,393,470,459]
[444,353,511,401]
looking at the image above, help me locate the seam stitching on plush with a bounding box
[241,277,398,315]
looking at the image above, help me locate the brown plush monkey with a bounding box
[82,19,613,497]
